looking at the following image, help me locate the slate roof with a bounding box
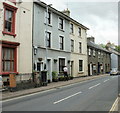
[34,0,89,30]
[87,41,111,53]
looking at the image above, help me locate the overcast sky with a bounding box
[41,0,118,45]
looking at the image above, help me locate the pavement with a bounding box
[2,74,118,111]
[2,74,109,100]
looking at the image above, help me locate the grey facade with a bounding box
[87,37,111,76]
[33,2,71,81]
[106,47,120,71]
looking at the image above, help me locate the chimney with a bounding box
[87,37,95,43]
[62,8,70,17]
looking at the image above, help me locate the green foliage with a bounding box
[115,45,120,52]
[52,71,58,79]
[99,44,106,48]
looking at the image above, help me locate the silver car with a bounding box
[110,68,118,75]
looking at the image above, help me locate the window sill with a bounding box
[1,72,18,75]
[58,28,65,32]
[2,31,16,37]
[78,71,84,74]
[44,23,52,27]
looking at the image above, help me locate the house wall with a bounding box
[70,23,88,77]
[0,1,33,79]
[87,46,111,75]
[111,53,118,69]
[33,3,71,81]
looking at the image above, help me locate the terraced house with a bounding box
[87,37,111,76]
[0,0,33,86]
[33,1,71,82]
[0,0,89,86]
[62,9,89,77]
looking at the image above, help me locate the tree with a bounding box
[99,44,106,48]
[115,45,120,52]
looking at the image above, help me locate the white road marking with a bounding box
[89,83,101,89]
[104,79,109,82]
[112,76,117,78]
[3,89,56,103]
[53,91,82,104]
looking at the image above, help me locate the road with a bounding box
[2,75,119,112]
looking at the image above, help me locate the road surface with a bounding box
[2,75,119,111]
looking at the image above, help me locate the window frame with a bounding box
[71,39,74,52]
[79,60,83,72]
[2,47,15,72]
[93,49,96,57]
[1,41,20,75]
[79,42,82,53]
[46,31,51,48]
[70,23,74,34]
[59,58,65,73]
[88,48,91,56]
[58,17,64,30]
[2,2,17,37]
[59,36,64,50]
[45,11,52,25]
[78,27,81,37]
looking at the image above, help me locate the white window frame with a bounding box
[71,39,74,52]
[78,59,84,72]
[89,48,91,56]
[58,17,65,31]
[78,27,81,37]
[44,30,52,48]
[44,11,52,26]
[93,50,96,57]
[59,35,65,50]
[70,23,74,34]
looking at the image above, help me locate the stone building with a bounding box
[87,37,111,76]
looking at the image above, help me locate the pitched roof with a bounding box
[34,0,89,30]
[87,41,111,53]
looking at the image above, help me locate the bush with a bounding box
[58,76,65,81]
[52,71,58,82]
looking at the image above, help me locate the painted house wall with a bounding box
[70,23,88,77]
[33,3,71,81]
[111,53,118,69]
[0,1,33,76]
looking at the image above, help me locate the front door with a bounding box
[47,59,52,82]
[71,61,74,76]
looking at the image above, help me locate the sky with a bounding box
[41,0,118,45]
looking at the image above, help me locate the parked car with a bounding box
[110,68,119,75]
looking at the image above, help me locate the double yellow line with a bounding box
[109,97,119,112]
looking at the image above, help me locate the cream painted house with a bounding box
[62,9,89,77]
[70,22,89,77]
[0,1,33,83]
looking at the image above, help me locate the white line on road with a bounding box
[112,76,117,79]
[53,91,82,104]
[104,79,109,82]
[3,89,56,103]
[89,83,101,89]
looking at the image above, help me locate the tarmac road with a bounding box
[2,75,119,112]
